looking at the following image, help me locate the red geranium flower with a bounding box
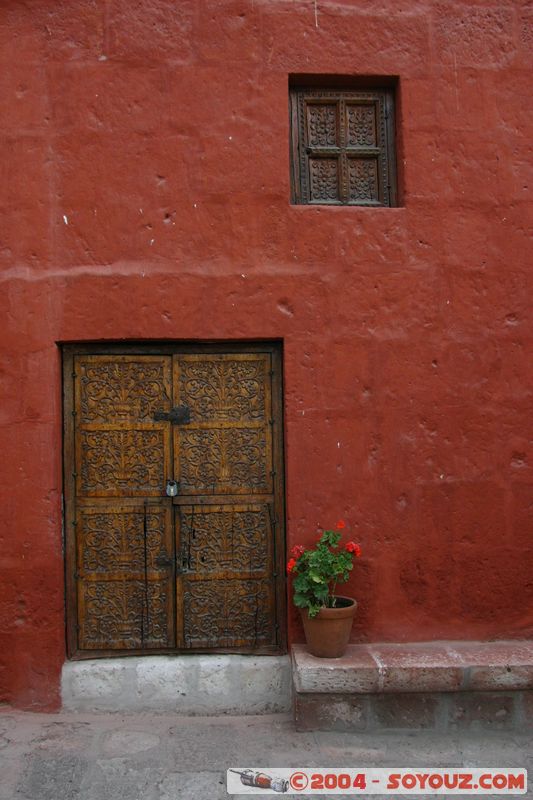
[345,541,362,557]
[291,544,305,558]
[286,557,297,574]
[335,519,346,530]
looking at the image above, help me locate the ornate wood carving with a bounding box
[79,578,171,649]
[79,429,167,496]
[348,158,379,203]
[346,104,377,147]
[178,357,266,422]
[306,103,337,147]
[77,357,171,423]
[75,355,171,499]
[309,158,339,202]
[66,346,284,657]
[178,503,275,646]
[180,506,270,574]
[179,428,269,493]
[77,503,174,649]
[174,354,272,496]
[78,506,170,573]
[182,579,274,648]
[291,88,396,206]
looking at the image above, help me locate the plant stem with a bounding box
[329,580,337,607]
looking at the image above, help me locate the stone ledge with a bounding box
[62,655,291,714]
[294,690,531,733]
[292,641,533,694]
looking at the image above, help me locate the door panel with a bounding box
[77,425,171,498]
[74,356,172,498]
[173,353,277,649]
[75,356,173,422]
[65,345,285,658]
[177,504,275,648]
[182,578,274,649]
[74,355,175,650]
[174,354,272,496]
[175,354,269,423]
[179,504,272,574]
[76,503,175,649]
[176,427,271,495]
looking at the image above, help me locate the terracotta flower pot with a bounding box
[300,596,357,658]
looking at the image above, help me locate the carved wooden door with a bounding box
[64,345,285,658]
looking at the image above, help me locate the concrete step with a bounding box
[292,641,533,732]
[62,654,291,714]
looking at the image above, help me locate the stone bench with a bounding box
[292,641,533,732]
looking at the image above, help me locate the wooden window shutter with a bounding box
[290,88,397,207]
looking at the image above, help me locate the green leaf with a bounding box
[293,593,309,608]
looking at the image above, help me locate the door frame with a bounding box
[62,341,287,660]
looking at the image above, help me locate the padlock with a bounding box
[165,479,179,497]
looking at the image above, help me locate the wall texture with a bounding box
[0,0,532,710]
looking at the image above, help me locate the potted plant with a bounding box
[287,520,362,658]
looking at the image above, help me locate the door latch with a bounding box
[153,405,191,424]
[176,545,191,575]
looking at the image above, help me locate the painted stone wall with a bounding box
[1,0,532,709]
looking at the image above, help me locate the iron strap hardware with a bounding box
[154,554,173,568]
[141,501,150,648]
[153,406,191,424]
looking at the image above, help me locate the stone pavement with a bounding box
[0,708,531,800]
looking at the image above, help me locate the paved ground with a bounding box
[0,709,531,799]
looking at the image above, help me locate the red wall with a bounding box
[1,0,532,710]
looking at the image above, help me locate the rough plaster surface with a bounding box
[61,655,291,714]
[1,0,532,710]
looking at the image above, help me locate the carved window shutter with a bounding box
[290,88,397,207]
